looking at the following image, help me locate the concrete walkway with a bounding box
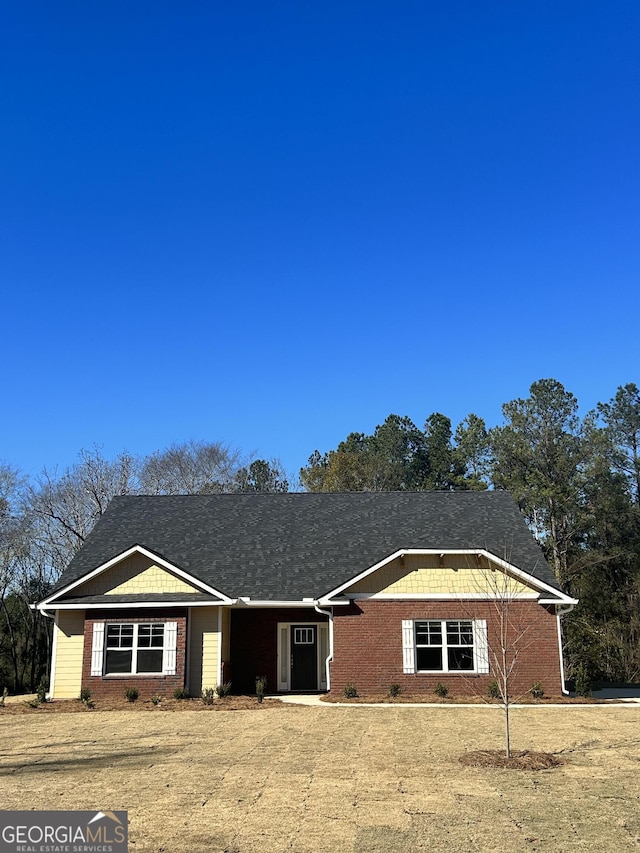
[278,693,640,708]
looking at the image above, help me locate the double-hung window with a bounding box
[402,618,489,674]
[105,623,164,674]
[89,621,178,677]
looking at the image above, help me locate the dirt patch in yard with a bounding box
[2,704,640,852]
[460,749,566,770]
[0,696,283,714]
[321,692,605,704]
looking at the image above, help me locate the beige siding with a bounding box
[51,610,85,698]
[346,553,536,596]
[74,553,200,596]
[188,607,220,697]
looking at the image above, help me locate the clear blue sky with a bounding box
[2,1,639,481]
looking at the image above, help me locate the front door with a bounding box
[290,625,317,691]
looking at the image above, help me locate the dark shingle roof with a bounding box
[50,491,561,600]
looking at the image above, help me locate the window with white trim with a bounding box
[105,623,164,674]
[415,619,474,672]
[402,618,489,674]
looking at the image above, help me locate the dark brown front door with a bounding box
[290,625,317,691]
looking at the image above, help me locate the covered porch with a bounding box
[228,606,330,694]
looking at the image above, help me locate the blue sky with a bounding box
[2,1,639,482]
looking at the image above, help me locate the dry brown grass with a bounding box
[2,703,640,852]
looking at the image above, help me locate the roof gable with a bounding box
[322,550,568,601]
[41,544,233,608]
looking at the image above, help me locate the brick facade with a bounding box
[330,599,563,697]
[81,609,187,699]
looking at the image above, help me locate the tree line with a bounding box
[0,443,288,693]
[2,379,639,693]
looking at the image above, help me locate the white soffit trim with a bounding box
[321,548,576,606]
[51,599,236,610]
[37,544,235,608]
[233,600,321,608]
[356,592,540,600]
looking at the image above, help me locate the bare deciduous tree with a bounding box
[139,440,242,495]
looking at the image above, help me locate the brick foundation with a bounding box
[330,599,563,697]
[81,609,187,699]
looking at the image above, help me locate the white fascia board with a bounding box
[51,599,237,610]
[37,544,235,609]
[232,600,320,608]
[356,592,540,601]
[321,550,406,600]
[473,550,576,604]
[321,548,575,606]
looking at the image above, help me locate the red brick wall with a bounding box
[81,609,187,700]
[230,608,328,694]
[330,600,563,697]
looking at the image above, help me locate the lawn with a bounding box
[1,702,639,852]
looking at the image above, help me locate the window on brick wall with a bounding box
[402,618,489,674]
[91,621,178,676]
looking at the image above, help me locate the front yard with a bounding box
[2,702,639,852]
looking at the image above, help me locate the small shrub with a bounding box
[434,682,449,699]
[574,665,592,697]
[389,683,401,698]
[36,678,48,705]
[78,687,94,707]
[26,697,41,709]
[531,681,544,700]
[343,683,358,699]
[215,682,232,698]
[125,686,139,703]
[255,676,267,703]
[202,687,215,705]
[0,687,8,707]
[151,694,162,706]
[173,687,190,700]
[487,680,500,699]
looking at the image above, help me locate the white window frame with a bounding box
[403,618,489,675]
[104,622,165,676]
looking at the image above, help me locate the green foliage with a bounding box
[487,680,500,699]
[434,682,449,699]
[36,677,48,704]
[343,683,358,698]
[215,682,232,698]
[124,686,139,703]
[234,459,289,493]
[491,379,585,583]
[300,412,488,493]
[255,676,267,703]
[574,665,592,698]
[388,683,401,698]
[151,694,162,706]
[531,681,544,700]
[79,687,94,708]
[173,687,190,699]
[201,687,216,705]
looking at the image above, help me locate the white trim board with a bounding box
[37,544,235,609]
[49,599,230,610]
